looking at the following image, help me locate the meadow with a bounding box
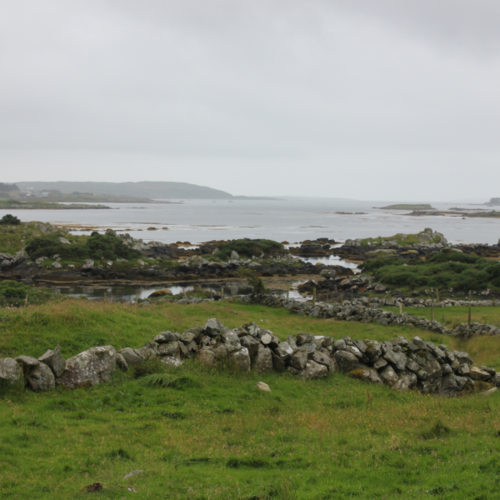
[2,299,500,499]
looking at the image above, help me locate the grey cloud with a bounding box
[0,0,499,199]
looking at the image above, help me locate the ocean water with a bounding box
[2,198,499,245]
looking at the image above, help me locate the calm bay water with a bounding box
[1,198,499,245]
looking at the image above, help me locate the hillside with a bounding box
[16,181,234,199]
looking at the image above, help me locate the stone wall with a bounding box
[248,294,500,338]
[1,317,498,398]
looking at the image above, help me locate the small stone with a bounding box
[38,344,66,378]
[257,381,271,392]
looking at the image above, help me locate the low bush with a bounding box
[216,239,284,260]
[367,250,500,291]
[0,214,21,225]
[0,280,57,307]
[25,231,140,261]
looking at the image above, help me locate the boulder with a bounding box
[260,333,273,345]
[271,352,285,372]
[213,344,228,361]
[392,375,412,391]
[154,331,181,343]
[158,342,180,359]
[311,351,331,368]
[38,345,66,378]
[0,358,24,392]
[27,363,55,392]
[252,345,273,373]
[274,342,294,361]
[383,350,406,371]
[222,330,242,353]
[379,365,399,386]
[180,328,202,344]
[289,350,308,371]
[470,367,491,382]
[118,348,146,366]
[240,335,260,357]
[348,368,382,384]
[296,333,315,346]
[231,348,251,372]
[58,346,117,389]
[204,318,224,337]
[197,348,216,367]
[116,353,129,371]
[333,350,360,373]
[299,361,328,381]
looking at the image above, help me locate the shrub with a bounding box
[0,280,57,307]
[0,214,21,225]
[25,231,141,261]
[216,239,284,260]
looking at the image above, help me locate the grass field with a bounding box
[2,299,500,499]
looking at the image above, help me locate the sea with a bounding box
[2,198,499,246]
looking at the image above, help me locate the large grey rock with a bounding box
[410,351,442,381]
[271,352,285,372]
[240,336,260,357]
[383,350,406,371]
[379,365,399,386]
[27,363,55,392]
[0,358,24,392]
[231,348,251,371]
[118,348,146,366]
[158,342,181,359]
[373,358,388,370]
[15,355,40,377]
[454,350,473,365]
[333,350,360,373]
[299,361,328,381]
[213,344,228,361]
[392,375,411,391]
[286,336,298,351]
[38,345,66,378]
[204,318,224,337]
[252,345,273,373]
[296,333,315,346]
[180,328,201,344]
[154,331,181,343]
[411,336,427,350]
[289,350,308,371]
[197,348,216,367]
[58,346,117,389]
[470,367,491,382]
[116,353,128,371]
[260,333,273,345]
[274,342,294,361]
[328,357,339,373]
[348,367,382,384]
[311,351,331,368]
[222,330,242,353]
[81,259,94,269]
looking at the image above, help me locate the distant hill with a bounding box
[15,181,233,200]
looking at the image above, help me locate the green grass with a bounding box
[3,300,500,498]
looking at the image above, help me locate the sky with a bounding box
[1,0,499,201]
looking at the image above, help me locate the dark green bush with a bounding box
[369,250,500,291]
[216,239,284,260]
[25,232,140,261]
[0,214,21,225]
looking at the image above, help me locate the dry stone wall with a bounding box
[1,317,499,398]
[247,294,500,339]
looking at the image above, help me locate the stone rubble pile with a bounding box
[1,318,498,398]
[249,294,500,338]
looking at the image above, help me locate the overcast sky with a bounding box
[1,0,499,201]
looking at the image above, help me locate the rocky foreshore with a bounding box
[1,318,497,398]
